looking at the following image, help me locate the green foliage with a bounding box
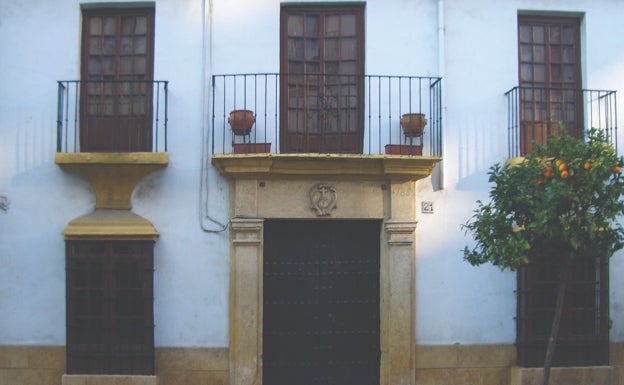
[462,129,624,271]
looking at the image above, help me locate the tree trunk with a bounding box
[541,264,570,385]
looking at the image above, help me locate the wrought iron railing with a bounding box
[505,86,617,157]
[211,73,442,156]
[57,80,168,152]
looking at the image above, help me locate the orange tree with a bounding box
[462,129,624,384]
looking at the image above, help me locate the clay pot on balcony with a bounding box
[400,113,427,137]
[228,110,255,136]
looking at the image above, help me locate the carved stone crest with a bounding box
[309,183,337,216]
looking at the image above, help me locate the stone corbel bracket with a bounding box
[55,152,168,210]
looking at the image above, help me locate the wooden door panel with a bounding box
[81,115,151,152]
[263,220,380,385]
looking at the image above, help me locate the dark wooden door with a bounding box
[80,7,155,152]
[263,220,380,385]
[280,5,365,153]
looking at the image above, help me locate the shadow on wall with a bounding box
[454,109,508,191]
[14,114,56,178]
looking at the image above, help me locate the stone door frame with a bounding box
[211,154,440,385]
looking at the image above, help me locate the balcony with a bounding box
[211,73,442,157]
[56,80,169,153]
[505,86,618,158]
[55,80,169,211]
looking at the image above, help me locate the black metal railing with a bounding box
[211,73,442,156]
[506,86,617,157]
[57,80,168,152]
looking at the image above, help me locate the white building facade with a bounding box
[1,0,624,384]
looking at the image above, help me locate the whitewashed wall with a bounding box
[1,0,624,350]
[0,0,230,347]
[416,0,624,345]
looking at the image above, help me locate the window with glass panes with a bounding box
[280,5,364,153]
[80,6,155,152]
[517,16,582,155]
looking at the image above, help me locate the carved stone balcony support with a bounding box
[55,152,168,240]
[55,152,168,210]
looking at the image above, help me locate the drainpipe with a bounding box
[199,0,229,233]
[436,0,446,190]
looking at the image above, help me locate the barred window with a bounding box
[516,252,609,367]
[66,240,154,374]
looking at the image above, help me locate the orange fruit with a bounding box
[544,170,553,179]
[560,170,569,179]
[584,162,592,170]
[614,166,621,174]
[558,163,567,172]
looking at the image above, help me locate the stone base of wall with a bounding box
[414,344,622,385]
[0,345,65,385]
[609,343,624,385]
[414,344,515,385]
[1,343,623,385]
[510,366,612,385]
[0,346,229,385]
[155,347,228,385]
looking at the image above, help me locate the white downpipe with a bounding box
[199,0,228,233]
[437,0,446,190]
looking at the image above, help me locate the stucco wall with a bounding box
[1,0,624,352]
[415,0,624,345]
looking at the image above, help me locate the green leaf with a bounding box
[462,128,624,270]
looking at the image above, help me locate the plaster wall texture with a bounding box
[0,0,230,347]
[1,0,624,351]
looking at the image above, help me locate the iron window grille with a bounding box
[66,240,155,375]
[516,251,609,367]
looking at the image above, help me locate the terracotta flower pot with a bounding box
[400,113,427,137]
[228,110,255,136]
